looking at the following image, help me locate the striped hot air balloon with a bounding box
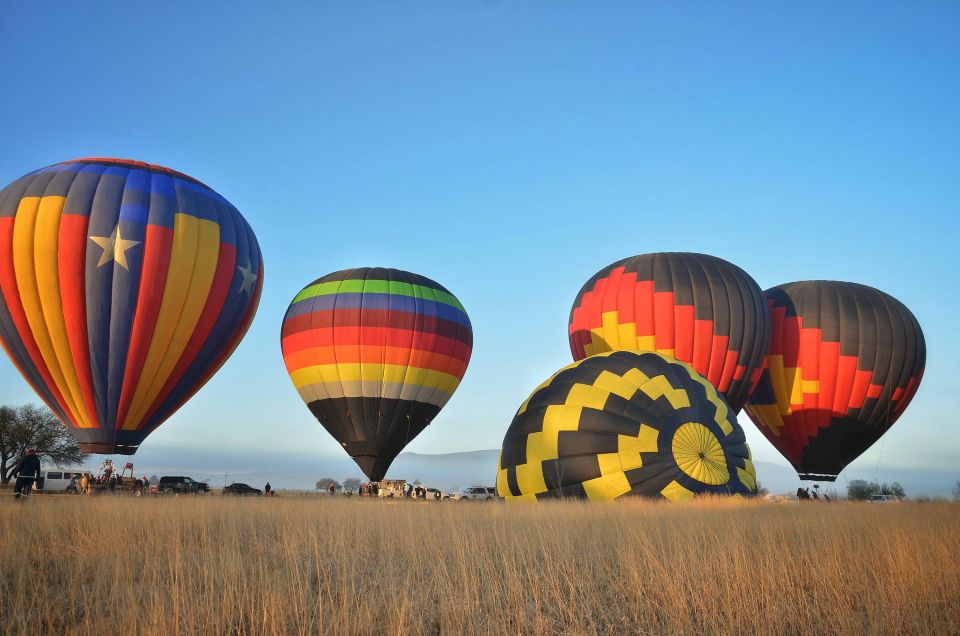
[568,252,770,413]
[0,158,263,454]
[281,268,472,481]
[497,350,757,501]
[744,281,925,481]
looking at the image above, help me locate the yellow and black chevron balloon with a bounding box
[497,350,757,501]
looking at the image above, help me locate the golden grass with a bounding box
[0,497,957,635]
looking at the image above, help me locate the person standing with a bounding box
[264,482,272,497]
[13,449,41,501]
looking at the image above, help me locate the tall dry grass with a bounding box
[0,496,957,635]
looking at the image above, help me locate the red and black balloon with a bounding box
[744,281,925,481]
[569,252,770,413]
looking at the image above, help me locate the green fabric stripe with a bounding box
[292,279,466,312]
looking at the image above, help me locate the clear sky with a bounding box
[0,3,957,483]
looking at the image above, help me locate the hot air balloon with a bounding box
[744,281,925,481]
[568,252,770,413]
[0,158,263,454]
[281,268,472,480]
[497,350,756,501]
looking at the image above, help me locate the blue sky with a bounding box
[0,3,957,483]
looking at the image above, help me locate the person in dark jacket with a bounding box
[13,449,41,501]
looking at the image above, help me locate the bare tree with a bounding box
[0,404,85,484]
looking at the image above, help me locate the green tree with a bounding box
[0,404,85,484]
[953,481,960,502]
[315,477,341,491]
[888,482,906,500]
[343,477,362,491]
[846,479,878,500]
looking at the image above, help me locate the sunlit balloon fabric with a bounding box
[745,281,925,481]
[569,252,769,413]
[0,158,263,454]
[281,268,473,481]
[497,350,756,501]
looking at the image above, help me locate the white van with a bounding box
[34,470,91,493]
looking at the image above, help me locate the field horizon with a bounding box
[1,497,957,635]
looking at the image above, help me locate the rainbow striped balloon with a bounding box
[0,158,263,454]
[281,268,472,480]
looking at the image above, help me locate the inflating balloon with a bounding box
[569,252,769,413]
[497,350,756,501]
[745,281,925,481]
[281,268,472,481]
[0,158,263,454]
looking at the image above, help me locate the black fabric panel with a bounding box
[307,397,440,481]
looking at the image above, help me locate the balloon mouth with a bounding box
[798,473,838,482]
[79,442,138,455]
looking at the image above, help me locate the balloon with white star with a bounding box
[0,158,263,454]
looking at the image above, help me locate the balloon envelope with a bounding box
[497,350,757,501]
[569,252,769,412]
[281,267,473,481]
[0,158,263,453]
[744,281,925,481]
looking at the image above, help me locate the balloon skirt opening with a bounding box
[798,473,837,482]
[79,442,138,455]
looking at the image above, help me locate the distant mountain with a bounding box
[385,449,501,490]
[66,445,955,497]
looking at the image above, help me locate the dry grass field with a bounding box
[0,496,957,635]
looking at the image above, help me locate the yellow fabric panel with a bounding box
[289,364,460,395]
[591,370,639,401]
[582,471,631,501]
[787,364,803,409]
[541,404,583,439]
[12,196,85,422]
[127,216,221,428]
[596,452,622,476]
[33,195,91,425]
[619,425,658,461]
[765,355,792,415]
[505,493,538,503]
[639,375,690,409]
[495,465,509,497]
[801,379,820,394]
[744,403,784,436]
[737,459,756,490]
[620,367,651,388]
[635,335,655,350]
[656,348,676,359]
[565,383,608,410]
[600,311,620,349]
[515,460,547,495]
[617,322,637,351]
[660,480,695,502]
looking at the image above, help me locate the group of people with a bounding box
[796,486,830,501]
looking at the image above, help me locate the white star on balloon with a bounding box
[88,226,142,270]
[237,263,258,296]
